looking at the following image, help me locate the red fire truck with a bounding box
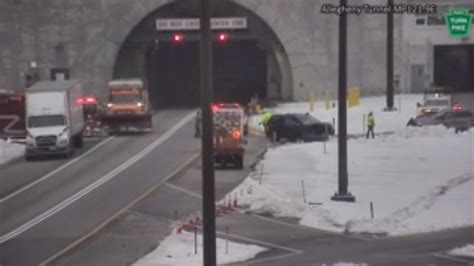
[0,91,26,139]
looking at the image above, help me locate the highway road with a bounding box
[48,131,473,266]
[0,109,199,265]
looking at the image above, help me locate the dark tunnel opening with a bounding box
[146,39,267,108]
[113,0,292,109]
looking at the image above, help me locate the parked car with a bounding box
[407,109,473,133]
[266,113,334,142]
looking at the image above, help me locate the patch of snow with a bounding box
[333,263,368,266]
[235,95,474,236]
[133,231,267,266]
[448,244,474,258]
[0,139,24,165]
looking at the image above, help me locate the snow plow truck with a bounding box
[100,79,153,134]
[212,103,246,169]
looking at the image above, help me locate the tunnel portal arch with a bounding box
[113,0,293,108]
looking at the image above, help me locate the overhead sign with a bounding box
[156,17,247,31]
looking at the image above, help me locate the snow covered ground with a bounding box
[237,94,474,236]
[448,244,474,258]
[0,139,24,165]
[133,231,267,266]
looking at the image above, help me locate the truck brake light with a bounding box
[85,97,96,104]
[212,104,219,112]
[231,129,241,139]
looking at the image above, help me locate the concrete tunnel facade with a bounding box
[4,0,471,103]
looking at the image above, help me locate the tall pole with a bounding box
[386,0,395,110]
[199,0,216,265]
[331,0,355,202]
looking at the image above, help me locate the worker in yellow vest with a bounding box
[260,109,272,138]
[366,112,375,139]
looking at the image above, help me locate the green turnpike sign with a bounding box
[444,8,472,38]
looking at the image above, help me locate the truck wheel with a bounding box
[74,134,84,148]
[272,131,280,142]
[235,155,244,169]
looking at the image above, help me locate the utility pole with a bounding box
[385,0,395,111]
[199,0,216,265]
[331,0,355,202]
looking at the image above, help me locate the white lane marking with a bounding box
[250,214,373,241]
[165,182,202,199]
[219,230,302,253]
[0,136,115,202]
[0,112,194,244]
[432,252,474,264]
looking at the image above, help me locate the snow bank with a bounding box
[233,125,473,236]
[448,244,474,258]
[0,139,24,165]
[133,231,267,266]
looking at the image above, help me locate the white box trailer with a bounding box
[25,80,85,160]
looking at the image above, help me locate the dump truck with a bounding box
[0,90,26,140]
[100,79,152,134]
[212,103,246,169]
[25,80,85,160]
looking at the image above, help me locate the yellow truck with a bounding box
[212,103,246,169]
[100,79,153,134]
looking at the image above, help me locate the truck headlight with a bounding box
[137,102,143,107]
[58,128,69,145]
[107,103,113,108]
[26,132,35,147]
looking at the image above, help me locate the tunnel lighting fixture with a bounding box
[217,32,228,42]
[172,33,184,43]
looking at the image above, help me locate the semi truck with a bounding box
[0,91,26,139]
[100,79,153,134]
[25,80,85,160]
[212,103,246,169]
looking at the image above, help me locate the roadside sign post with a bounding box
[200,0,217,265]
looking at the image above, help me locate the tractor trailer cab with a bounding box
[25,80,85,160]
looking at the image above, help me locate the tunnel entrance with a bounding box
[113,0,292,109]
[147,40,266,107]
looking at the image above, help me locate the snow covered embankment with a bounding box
[0,139,24,165]
[448,244,474,259]
[232,126,473,236]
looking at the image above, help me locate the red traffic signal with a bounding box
[172,33,184,43]
[217,32,228,42]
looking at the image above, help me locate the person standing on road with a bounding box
[194,110,202,138]
[366,111,375,139]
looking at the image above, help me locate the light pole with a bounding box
[200,0,217,265]
[385,0,396,111]
[331,0,355,202]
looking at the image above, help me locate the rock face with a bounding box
[1,0,465,101]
